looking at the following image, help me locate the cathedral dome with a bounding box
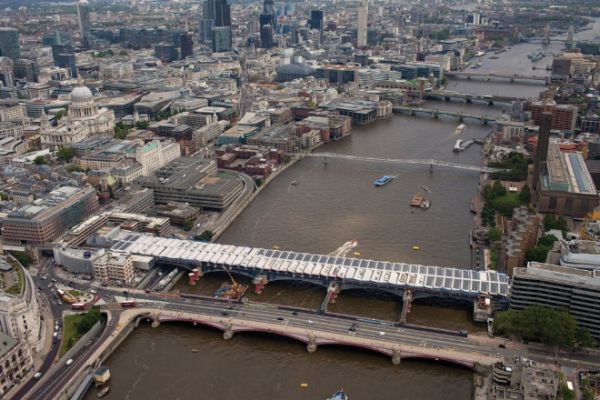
[70,85,93,102]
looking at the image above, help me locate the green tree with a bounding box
[194,230,213,242]
[135,121,149,129]
[254,177,263,187]
[55,109,67,120]
[492,180,507,197]
[182,220,194,231]
[113,122,131,139]
[34,155,47,165]
[76,308,101,335]
[518,184,531,204]
[488,227,502,242]
[57,147,75,162]
[543,215,568,232]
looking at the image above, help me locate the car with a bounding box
[53,332,58,338]
[89,289,97,294]
[498,343,506,349]
[377,331,386,336]
[291,311,298,316]
[51,279,57,283]
[307,320,314,324]
[65,359,73,366]
[226,306,233,310]
[33,372,42,379]
[276,317,284,321]
[40,276,47,281]
[221,312,229,316]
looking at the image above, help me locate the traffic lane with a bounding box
[13,340,60,400]
[31,316,116,400]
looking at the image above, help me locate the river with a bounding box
[87,17,600,400]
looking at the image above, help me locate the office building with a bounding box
[0,28,20,61]
[211,26,232,52]
[1,186,100,245]
[357,0,368,48]
[204,0,231,27]
[310,10,324,31]
[532,112,552,191]
[77,0,91,47]
[154,43,179,63]
[13,59,38,82]
[526,100,578,131]
[536,143,599,218]
[52,43,77,77]
[198,19,214,42]
[511,262,600,341]
[137,157,243,211]
[260,25,274,49]
[0,57,14,88]
[93,252,134,285]
[174,32,194,59]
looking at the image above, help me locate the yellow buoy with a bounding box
[300,383,309,388]
[353,251,361,257]
[412,245,420,251]
[272,245,280,250]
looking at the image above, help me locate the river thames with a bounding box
[87,18,600,400]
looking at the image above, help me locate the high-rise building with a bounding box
[0,57,14,88]
[0,28,21,61]
[310,10,324,31]
[211,26,232,52]
[204,0,231,27]
[260,25,274,49]
[52,43,77,77]
[356,0,368,48]
[532,111,552,191]
[173,32,194,59]
[77,0,91,47]
[199,18,214,42]
[526,100,578,131]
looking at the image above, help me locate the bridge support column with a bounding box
[399,290,412,324]
[223,328,234,340]
[151,317,160,329]
[432,109,439,119]
[465,97,472,104]
[306,334,317,353]
[392,347,402,365]
[320,282,341,313]
[188,268,202,286]
[253,275,268,295]
[510,78,514,83]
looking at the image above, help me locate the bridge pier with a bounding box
[432,109,439,119]
[187,268,202,285]
[488,100,493,106]
[223,328,234,340]
[253,275,268,294]
[465,97,472,104]
[457,114,464,122]
[151,318,160,328]
[319,282,341,313]
[392,347,402,365]
[306,334,317,353]
[398,290,412,324]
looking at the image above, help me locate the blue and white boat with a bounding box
[328,390,348,400]
[374,175,393,187]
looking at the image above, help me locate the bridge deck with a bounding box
[111,234,509,298]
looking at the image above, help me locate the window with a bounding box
[548,196,557,210]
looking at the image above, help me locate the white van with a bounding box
[34,372,42,379]
[65,359,73,366]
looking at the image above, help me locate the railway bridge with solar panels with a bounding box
[111,234,509,321]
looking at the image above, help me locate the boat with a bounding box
[489,55,499,60]
[475,51,485,57]
[419,185,432,193]
[327,390,348,400]
[374,175,393,187]
[412,245,421,251]
[454,124,465,135]
[290,180,299,186]
[527,48,544,62]
[191,349,198,353]
[420,200,431,209]
[410,193,425,207]
[213,268,248,301]
[300,383,309,388]
[97,386,110,398]
[453,139,463,152]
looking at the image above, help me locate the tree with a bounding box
[543,214,568,232]
[492,180,507,197]
[254,177,263,187]
[488,227,502,242]
[518,184,531,204]
[135,121,149,129]
[55,109,67,120]
[113,122,130,139]
[34,156,46,165]
[76,308,101,334]
[194,230,213,242]
[182,220,194,231]
[57,147,75,162]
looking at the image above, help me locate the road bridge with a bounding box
[425,89,525,104]
[392,106,497,125]
[445,71,548,84]
[304,152,503,173]
[110,234,510,304]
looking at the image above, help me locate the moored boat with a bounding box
[374,175,393,187]
[97,386,109,398]
[328,389,348,400]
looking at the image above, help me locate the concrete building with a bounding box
[500,207,540,276]
[1,186,99,245]
[0,257,42,351]
[511,262,600,341]
[532,112,552,192]
[536,143,599,218]
[137,157,243,211]
[356,0,368,48]
[526,100,578,132]
[93,252,134,285]
[0,331,33,397]
[53,247,100,275]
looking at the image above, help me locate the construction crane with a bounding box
[214,267,246,300]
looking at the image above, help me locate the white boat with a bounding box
[453,139,463,152]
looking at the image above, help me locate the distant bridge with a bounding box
[425,89,525,104]
[445,71,548,84]
[306,152,502,173]
[392,106,497,125]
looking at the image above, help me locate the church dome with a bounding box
[70,85,93,102]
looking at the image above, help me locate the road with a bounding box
[14,258,600,399]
